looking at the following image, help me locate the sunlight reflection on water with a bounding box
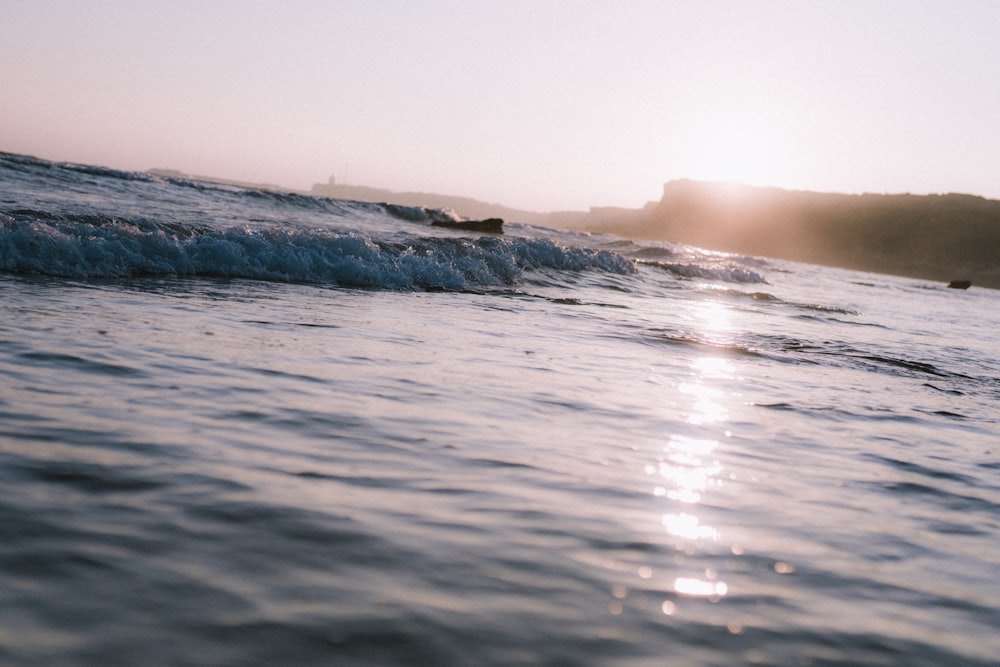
[673,577,729,597]
[661,512,719,540]
[652,299,743,605]
[651,435,723,504]
[678,380,729,425]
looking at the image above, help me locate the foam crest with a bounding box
[640,259,767,284]
[0,217,634,289]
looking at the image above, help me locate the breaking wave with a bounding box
[0,214,635,290]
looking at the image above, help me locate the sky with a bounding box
[3,0,999,212]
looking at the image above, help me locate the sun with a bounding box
[688,112,794,187]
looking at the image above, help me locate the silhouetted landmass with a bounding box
[148,168,287,193]
[310,179,548,225]
[149,168,541,224]
[559,180,1000,289]
[155,168,1000,288]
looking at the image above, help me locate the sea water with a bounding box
[1,152,998,666]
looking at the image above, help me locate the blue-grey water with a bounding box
[1,152,998,666]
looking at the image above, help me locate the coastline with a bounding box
[147,163,1000,289]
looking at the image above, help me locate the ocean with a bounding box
[1,151,997,666]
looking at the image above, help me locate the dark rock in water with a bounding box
[431,217,504,234]
[947,280,972,289]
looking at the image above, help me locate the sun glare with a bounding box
[689,112,793,187]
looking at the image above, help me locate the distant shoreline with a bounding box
[563,181,1000,290]
[150,166,1000,289]
[308,179,551,226]
[147,168,289,194]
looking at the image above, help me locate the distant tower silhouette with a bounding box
[328,174,336,186]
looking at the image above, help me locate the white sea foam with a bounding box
[0,217,634,288]
[638,258,767,284]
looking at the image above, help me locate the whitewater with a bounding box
[1,152,998,666]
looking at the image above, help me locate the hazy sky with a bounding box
[3,1,999,211]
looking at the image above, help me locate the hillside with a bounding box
[564,181,1000,289]
[151,168,1000,288]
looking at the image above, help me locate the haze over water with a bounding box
[4,1,1000,210]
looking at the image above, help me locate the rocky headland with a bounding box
[558,180,1000,289]
[158,167,1000,288]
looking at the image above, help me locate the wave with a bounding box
[639,259,767,284]
[1,152,465,229]
[0,151,159,187]
[0,215,634,290]
[2,152,776,290]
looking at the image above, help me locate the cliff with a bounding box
[565,180,1000,289]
